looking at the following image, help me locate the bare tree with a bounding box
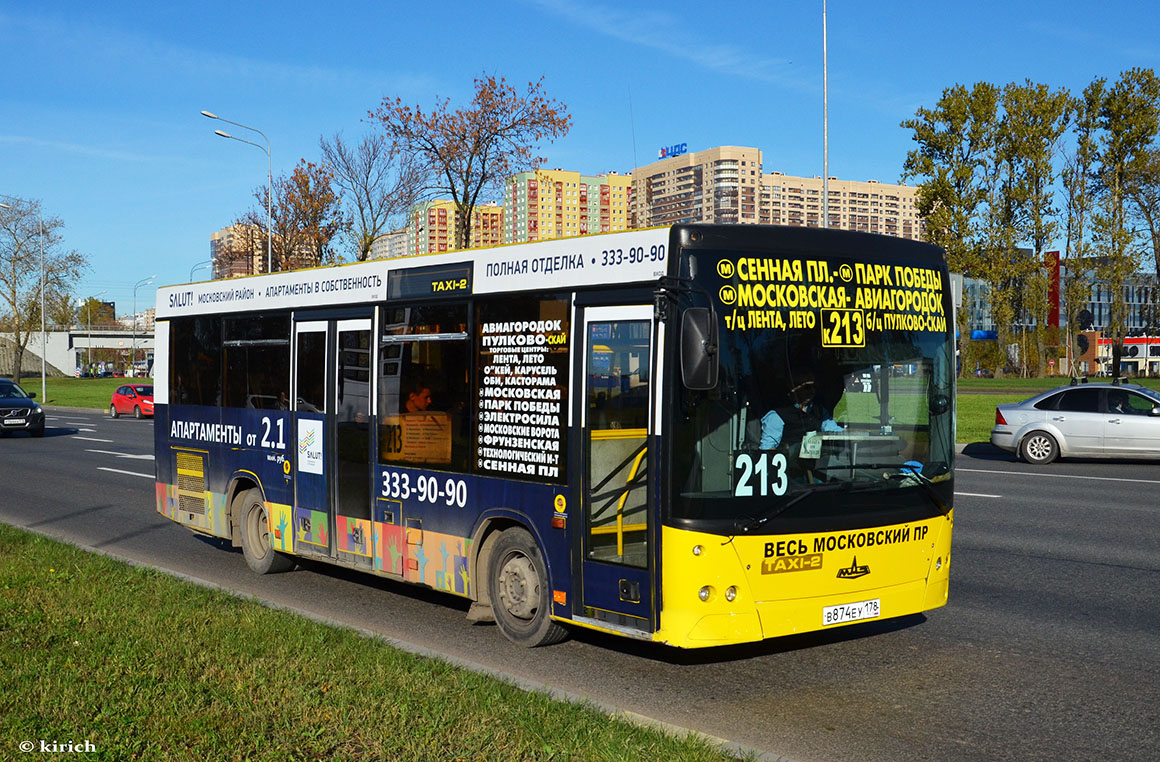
[321,132,422,260]
[0,198,87,377]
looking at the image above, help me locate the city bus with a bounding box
[153,224,954,648]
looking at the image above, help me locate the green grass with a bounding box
[35,377,152,409]
[0,525,739,762]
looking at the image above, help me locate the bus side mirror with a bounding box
[681,308,718,390]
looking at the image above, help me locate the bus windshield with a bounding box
[671,248,955,531]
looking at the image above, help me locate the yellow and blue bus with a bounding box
[154,224,954,648]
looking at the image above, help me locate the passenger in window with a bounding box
[1108,390,1130,414]
[404,380,433,413]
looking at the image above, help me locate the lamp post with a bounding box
[0,197,47,401]
[201,110,273,273]
[822,0,829,229]
[85,290,108,372]
[132,276,155,378]
[190,260,212,281]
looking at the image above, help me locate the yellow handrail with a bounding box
[616,446,648,556]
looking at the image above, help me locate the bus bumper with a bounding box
[656,514,952,648]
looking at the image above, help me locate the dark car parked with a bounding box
[0,379,46,437]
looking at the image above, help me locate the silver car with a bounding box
[990,383,1160,464]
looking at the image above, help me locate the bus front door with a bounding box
[292,316,374,570]
[579,305,655,635]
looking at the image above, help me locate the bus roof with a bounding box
[156,228,672,319]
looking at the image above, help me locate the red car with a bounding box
[110,384,154,419]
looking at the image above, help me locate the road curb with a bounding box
[6,521,800,762]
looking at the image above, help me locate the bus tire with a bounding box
[487,528,567,647]
[236,488,295,574]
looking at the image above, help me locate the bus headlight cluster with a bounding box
[698,585,740,603]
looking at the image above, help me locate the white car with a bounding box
[990,382,1160,464]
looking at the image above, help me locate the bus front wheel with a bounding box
[487,528,567,647]
[237,488,295,574]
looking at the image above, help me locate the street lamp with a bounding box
[132,275,155,378]
[190,260,212,281]
[201,110,273,273]
[0,197,46,402]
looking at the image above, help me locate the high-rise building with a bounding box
[762,173,925,240]
[210,225,265,278]
[405,200,504,255]
[505,169,633,243]
[629,145,925,241]
[370,229,409,260]
[630,146,764,228]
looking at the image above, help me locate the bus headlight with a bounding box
[698,586,713,602]
[725,586,737,602]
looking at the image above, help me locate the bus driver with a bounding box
[759,370,843,453]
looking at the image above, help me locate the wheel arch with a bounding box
[468,510,551,605]
[225,471,265,548]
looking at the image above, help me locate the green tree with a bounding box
[1002,81,1071,376]
[1061,80,1105,376]
[901,82,998,376]
[1091,68,1160,377]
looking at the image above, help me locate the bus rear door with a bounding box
[292,315,374,570]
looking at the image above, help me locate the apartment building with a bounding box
[630,146,764,228]
[405,200,504,255]
[763,173,925,240]
[505,169,632,243]
[210,224,265,278]
[370,229,409,260]
[629,145,924,241]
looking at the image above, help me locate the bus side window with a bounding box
[378,303,470,471]
[170,315,222,406]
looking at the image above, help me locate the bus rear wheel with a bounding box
[237,488,295,574]
[487,528,567,647]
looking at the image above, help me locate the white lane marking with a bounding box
[85,448,155,461]
[78,428,97,432]
[97,467,154,479]
[958,467,1160,486]
[63,421,92,426]
[74,436,114,443]
[955,492,1001,498]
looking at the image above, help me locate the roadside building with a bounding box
[505,169,632,243]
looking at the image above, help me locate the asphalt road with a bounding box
[2,410,1158,762]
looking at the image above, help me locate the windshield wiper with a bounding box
[879,463,950,515]
[736,481,883,534]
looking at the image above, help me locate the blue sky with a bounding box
[4,1,1160,314]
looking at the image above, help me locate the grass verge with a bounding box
[35,377,152,409]
[0,525,739,762]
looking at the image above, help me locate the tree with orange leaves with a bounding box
[232,159,344,272]
[372,74,571,250]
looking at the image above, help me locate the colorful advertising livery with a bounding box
[154,224,954,649]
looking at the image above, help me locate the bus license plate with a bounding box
[822,599,881,626]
